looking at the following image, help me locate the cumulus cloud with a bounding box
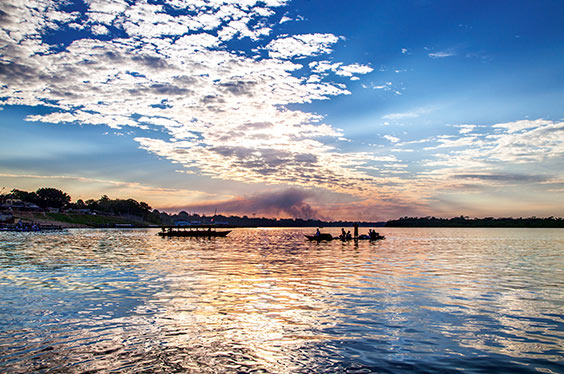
[309,60,373,79]
[492,119,553,134]
[279,16,292,24]
[420,119,564,182]
[383,135,399,143]
[266,33,340,59]
[90,24,109,35]
[0,0,396,201]
[455,124,476,134]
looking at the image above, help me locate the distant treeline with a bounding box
[1,187,385,227]
[386,216,564,228]
[3,188,159,223]
[6,188,72,209]
[8,188,561,228]
[160,210,386,228]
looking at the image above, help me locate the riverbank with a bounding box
[12,211,155,228]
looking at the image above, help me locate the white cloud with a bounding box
[422,119,564,174]
[266,33,339,59]
[279,16,292,24]
[90,24,109,35]
[382,112,419,120]
[0,0,387,199]
[424,136,481,150]
[492,119,552,134]
[334,63,373,77]
[363,81,402,95]
[455,124,476,134]
[428,50,456,59]
[383,135,400,143]
[309,60,372,79]
[382,107,433,120]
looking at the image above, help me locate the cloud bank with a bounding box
[0,0,381,197]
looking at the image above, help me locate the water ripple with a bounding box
[1,228,564,373]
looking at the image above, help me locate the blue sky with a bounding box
[1,0,563,220]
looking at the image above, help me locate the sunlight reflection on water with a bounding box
[1,228,564,373]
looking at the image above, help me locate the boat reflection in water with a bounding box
[1,228,564,373]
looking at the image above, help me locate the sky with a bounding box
[1,0,564,221]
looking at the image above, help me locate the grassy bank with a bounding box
[47,213,145,226]
[14,212,152,228]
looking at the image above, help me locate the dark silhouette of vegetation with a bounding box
[386,216,564,228]
[4,187,562,228]
[7,189,39,203]
[80,195,153,219]
[5,188,70,209]
[35,188,71,209]
[157,210,385,228]
[1,187,384,227]
[2,188,155,224]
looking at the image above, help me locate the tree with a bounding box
[85,199,98,211]
[35,188,71,209]
[139,201,151,212]
[8,189,39,204]
[97,195,112,212]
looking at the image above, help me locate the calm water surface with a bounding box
[1,227,563,373]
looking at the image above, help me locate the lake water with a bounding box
[1,227,563,373]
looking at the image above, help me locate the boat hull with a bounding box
[306,234,385,241]
[357,235,385,241]
[305,234,334,241]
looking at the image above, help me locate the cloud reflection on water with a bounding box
[0,228,563,372]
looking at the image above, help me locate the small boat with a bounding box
[0,223,64,232]
[306,232,385,242]
[305,233,334,241]
[158,225,231,237]
[357,234,385,241]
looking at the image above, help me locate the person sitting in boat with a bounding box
[369,230,379,240]
[346,231,352,240]
[315,228,321,237]
[340,228,346,240]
